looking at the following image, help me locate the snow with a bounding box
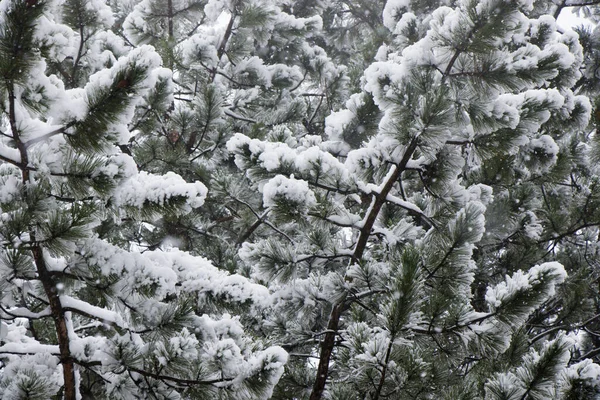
[382,0,411,31]
[486,262,567,309]
[385,193,423,214]
[393,12,417,36]
[492,89,565,133]
[33,15,75,63]
[0,144,21,164]
[227,134,355,192]
[262,175,317,209]
[80,238,271,307]
[529,135,559,157]
[0,0,596,396]
[541,42,576,70]
[112,171,208,211]
[0,174,20,203]
[0,343,60,355]
[324,109,354,141]
[278,12,323,32]
[0,306,51,319]
[565,359,600,386]
[0,351,62,397]
[521,210,543,240]
[84,0,115,28]
[81,45,164,143]
[528,262,567,296]
[60,295,126,328]
[205,0,229,21]
[234,56,271,87]
[468,184,494,206]
[149,248,271,306]
[485,270,531,308]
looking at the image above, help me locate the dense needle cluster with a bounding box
[0,0,600,399]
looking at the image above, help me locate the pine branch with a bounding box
[0,343,60,356]
[372,337,394,400]
[310,137,420,400]
[70,22,87,88]
[211,12,236,82]
[224,109,257,123]
[231,197,295,244]
[0,305,52,320]
[531,313,600,344]
[75,359,236,387]
[23,125,73,148]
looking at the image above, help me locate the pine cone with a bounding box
[115,79,130,89]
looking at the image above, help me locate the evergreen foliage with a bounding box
[1,0,600,399]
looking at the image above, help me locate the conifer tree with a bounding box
[2,0,600,399]
[227,0,600,398]
[0,0,285,398]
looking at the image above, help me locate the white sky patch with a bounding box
[556,8,594,30]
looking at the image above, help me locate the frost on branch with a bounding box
[485,262,567,327]
[112,171,208,217]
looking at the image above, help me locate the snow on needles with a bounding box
[485,262,567,309]
[112,171,208,211]
[79,238,271,308]
[382,0,410,31]
[263,175,317,209]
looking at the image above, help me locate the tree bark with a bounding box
[33,246,77,400]
[9,81,77,400]
[308,138,419,399]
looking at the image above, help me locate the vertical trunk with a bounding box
[167,0,174,40]
[372,339,394,400]
[308,139,419,399]
[309,301,344,400]
[33,247,77,400]
[210,13,235,82]
[9,84,77,400]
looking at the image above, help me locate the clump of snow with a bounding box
[492,94,522,129]
[516,0,535,11]
[486,262,566,309]
[0,174,20,204]
[529,15,557,39]
[112,171,207,211]
[492,89,565,134]
[79,45,164,145]
[324,109,354,141]
[393,11,417,37]
[468,184,494,206]
[521,210,543,240]
[540,42,576,70]
[564,359,600,389]
[80,238,271,308]
[33,15,75,63]
[234,56,272,87]
[262,175,317,209]
[233,346,288,395]
[84,0,115,28]
[268,64,304,88]
[205,0,229,21]
[0,352,62,397]
[151,249,271,307]
[485,270,531,308]
[227,134,354,191]
[528,135,559,157]
[60,295,125,328]
[383,0,411,31]
[275,12,323,34]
